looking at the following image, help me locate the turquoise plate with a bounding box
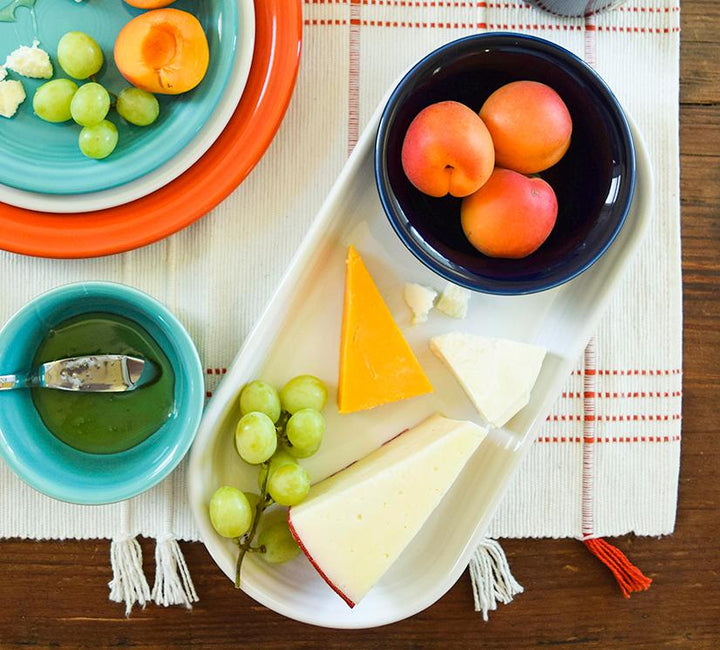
[0,0,238,195]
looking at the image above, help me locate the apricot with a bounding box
[114,8,209,95]
[460,167,558,259]
[401,101,495,198]
[124,0,176,8]
[479,81,572,175]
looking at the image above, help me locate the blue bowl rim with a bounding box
[375,32,637,295]
[0,281,205,505]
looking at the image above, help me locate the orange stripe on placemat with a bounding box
[536,435,682,444]
[303,20,679,34]
[303,1,485,6]
[584,13,597,64]
[348,0,362,155]
[546,414,682,422]
[303,0,680,10]
[305,18,349,25]
[617,3,680,12]
[561,391,683,399]
[570,368,682,376]
[577,21,652,590]
[581,338,597,538]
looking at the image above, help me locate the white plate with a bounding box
[0,0,255,214]
[187,103,653,628]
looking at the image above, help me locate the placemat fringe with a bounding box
[469,538,524,621]
[583,537,652,597]
[108,536,151,616]
[151,535,199,608]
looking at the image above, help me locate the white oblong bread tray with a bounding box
[188,99,653,628]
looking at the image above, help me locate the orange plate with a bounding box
[0,0,303,259]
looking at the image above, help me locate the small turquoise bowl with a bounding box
[0,282,204,505]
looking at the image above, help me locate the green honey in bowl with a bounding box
[31,312,175,455]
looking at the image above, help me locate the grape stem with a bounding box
[234,462,272,588]
[275,411,290,436]
[276,411,293,449]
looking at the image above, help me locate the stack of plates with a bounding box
[0,0,302,258]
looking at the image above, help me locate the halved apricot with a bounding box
[114,8,209,95]
[124,0,176,8]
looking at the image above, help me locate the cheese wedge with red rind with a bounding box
[337,246,432,413]
[287,414,487,607]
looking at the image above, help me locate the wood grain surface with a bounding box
[1,3,718,647]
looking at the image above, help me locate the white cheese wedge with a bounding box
[0,80,26,119]
[288,414,487,607]
[435,282,471,319]
[4,41,53,79]
[403,282,437,325]
[430,332,546,428]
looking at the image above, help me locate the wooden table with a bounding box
[0,3,717,647]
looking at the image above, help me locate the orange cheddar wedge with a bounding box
[338,246,432,413]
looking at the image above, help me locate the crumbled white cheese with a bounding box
[0,67,6,82]
[4,40,53,79]
[435,283,471,319]
[0,79,26,118]
[403,283,438,325]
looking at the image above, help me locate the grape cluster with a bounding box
[208,375,328,586]
[33,31,160,160]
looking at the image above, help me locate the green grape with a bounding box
[116,87,160,127]
[78,120,118,159]
[57,31,104,80]
[279,375,328,414]
[235,412,277,465]
[267,463,310,506]
[208,486,253,538]
[70,82,110,127]
[258,449,296,491]
[285,408,325,458]
[239,380,281,423]
[258,518,301,564]
[33,79,78,123]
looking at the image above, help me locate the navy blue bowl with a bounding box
[375,33,636,295]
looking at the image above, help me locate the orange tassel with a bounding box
[583,538,652,597]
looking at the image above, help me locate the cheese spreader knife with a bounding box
[0,355,157,392]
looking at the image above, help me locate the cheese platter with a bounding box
[187,97,653,627]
